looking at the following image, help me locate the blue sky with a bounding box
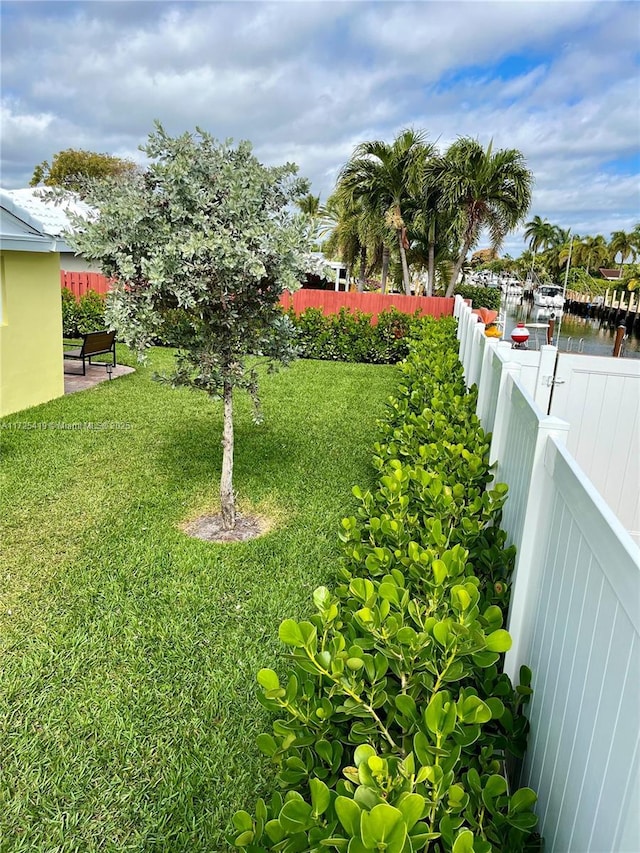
[2,1,639,256]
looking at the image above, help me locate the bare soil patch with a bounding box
[182,513,271,543]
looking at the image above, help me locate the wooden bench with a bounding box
[64,330,116,375]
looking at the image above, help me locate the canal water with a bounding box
[502,295,640,360]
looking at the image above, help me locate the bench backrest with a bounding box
[81,330,116,356]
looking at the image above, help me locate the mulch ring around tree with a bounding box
[182,513,272,543]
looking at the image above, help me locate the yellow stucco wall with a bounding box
[0,250,64,416]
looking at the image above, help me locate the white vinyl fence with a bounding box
[454,296,640,852]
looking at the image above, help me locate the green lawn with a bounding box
[0,348,396,852]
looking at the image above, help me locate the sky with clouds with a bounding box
[2,0,639,256]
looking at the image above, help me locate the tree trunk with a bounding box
[357,245,366,293]
[381,245,390,294]
[220,380,235,529]
[398,230,411,296]
[427,240,435,297]
[446,238,473,297]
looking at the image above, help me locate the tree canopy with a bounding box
[337,130,433,296]
[30,148,137,194]
[428,138,533,295]
[321,131,532,296]
[66,123,311,529]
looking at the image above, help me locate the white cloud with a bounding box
[1,0,637,251]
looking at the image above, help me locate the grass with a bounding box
[0,347,397,852]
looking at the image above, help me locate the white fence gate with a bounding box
[453,296,640,852]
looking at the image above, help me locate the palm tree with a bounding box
[337,129,434,295]
[411,183,457,297]
[297,193,321,216]
[321,191,376,292]
[429,138,533,296]
[524,215,557,255]
[609,230,636,270]
[574,235,610,275]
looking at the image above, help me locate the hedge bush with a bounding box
[454,287,501,313]
[288,307,432,364]
[61,288,106,337]
[230,318,540,852]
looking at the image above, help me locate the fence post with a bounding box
[534,345,557,411]
[503,417,570,682]
[476,337,498,423]
[456,299,469,341]
[453,294,465,320]
[462,312,479,385]
[489,365,522,468]
[468,321,486,387]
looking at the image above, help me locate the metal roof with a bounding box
[0,187,92,252]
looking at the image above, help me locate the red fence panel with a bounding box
[60,271,112,298]
[279,289,454,321]
[59,276,455,322]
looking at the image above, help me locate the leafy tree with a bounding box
[337,129,433,295]
[65,124,310,530]
[609,230,636,269]
[572,234,610,275]
[621,262,640,291]
[429,138,532,296]
[30,148,137,194]
[321,191,380,292]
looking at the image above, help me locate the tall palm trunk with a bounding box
[428,240,435,297]
[398,230,411,295]
[220,379,235,529]
[357,245,366,293]
[447,237,473,297]
[381,245,390,293]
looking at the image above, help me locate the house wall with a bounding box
[0,250,64,416]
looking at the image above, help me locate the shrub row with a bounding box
[61,288,106,337]
[287,307,433,364]
[454,287,501,313]
[230,318,540,852]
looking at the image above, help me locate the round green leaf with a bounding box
[361,804,407,853]
[232,811,253,832]
[335,796,361,836]
[257,669,280,691]
[452,829,475,853]
[485,629,512,653]
[279,619,304,647]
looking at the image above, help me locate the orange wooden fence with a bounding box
[279,289,454,320]
[61,271,112,298]
[60,274,455,321]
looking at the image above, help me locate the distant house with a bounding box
[599,268,623,281]
[0,187,100,273]
[0,190,71,415]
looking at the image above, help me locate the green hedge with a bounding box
[454,286,501,313]
[288,307,433,364]
[230,318,540,852]
[61,288,106,337]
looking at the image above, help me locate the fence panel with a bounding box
[549,353,640,543]
[519,438,639,852]
[60,271,111,297]
[280,289,454,320]
[459,311,640,851]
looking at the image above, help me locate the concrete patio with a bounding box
[64,360,135,394]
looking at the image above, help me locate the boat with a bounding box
[533,284,565,311]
